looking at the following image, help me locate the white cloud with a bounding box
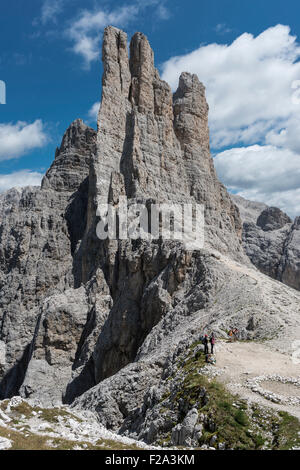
[0,170,44,193]
[41,0,64,24]
[236,188,300,220]
[66,1,169,67]
[161,25,300,149]
[66,5,137,68]
[162,25,300,216]
[214,145,300,217]
[265,115,300,154]
[0,120,48,160]
[214,145,300,192]
[88,102,100,122]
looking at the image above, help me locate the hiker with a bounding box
[228,328,238,342]
[233,328,239,341]
[210,333,215,354]
[203,334,209,355]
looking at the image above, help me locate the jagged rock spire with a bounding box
[88,25,243,256]
[42,119,96,192]
[101,26,131,99]
[129,32,156,113]
[173,72,210,152]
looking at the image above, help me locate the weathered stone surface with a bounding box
[0,186,74,398]
[0,120,96,399]
[231,194,267,224]
[257,207,292,232]
[19,287,90,404]
[278,217,300,290]
[73,362,162,431]
[42,119,96,193]
[171,408,200,446]
[0,396,156,449]
[232,195,300,291]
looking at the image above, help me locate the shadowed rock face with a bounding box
[232,195,300,291]
[257,207,292,232]
[42,119,96,193]
[0,120,96,400]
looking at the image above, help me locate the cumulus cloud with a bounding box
[66,5,136,66]
[214,145,300,192]
[0,170,44,193]
[162,25,300,216]
[88,101,100,122]
[66,1,169,67]
[161,25,300,148]
[0,120,48,160]
[265,114,300,154]
[214,145,300,218]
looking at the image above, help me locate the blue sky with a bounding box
[1,0,300,216]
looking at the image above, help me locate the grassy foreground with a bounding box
[0,400,140,450]
[158,341,300,450]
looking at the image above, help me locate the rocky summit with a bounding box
[0,27,300,450]
[232,194,300,291]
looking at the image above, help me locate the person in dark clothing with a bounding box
[203,335,209,355]
[210,333,216,354]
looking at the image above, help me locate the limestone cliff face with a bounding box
[87,27,243,255]
[0,27,299,432]
[74,26,246,391]
[232,195,300,291]
[0,120,96,399]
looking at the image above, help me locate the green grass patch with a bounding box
[274,411,300,450]
[9,401,83,424]
[0,425,141,451]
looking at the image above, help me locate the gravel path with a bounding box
[215,341,300,419]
